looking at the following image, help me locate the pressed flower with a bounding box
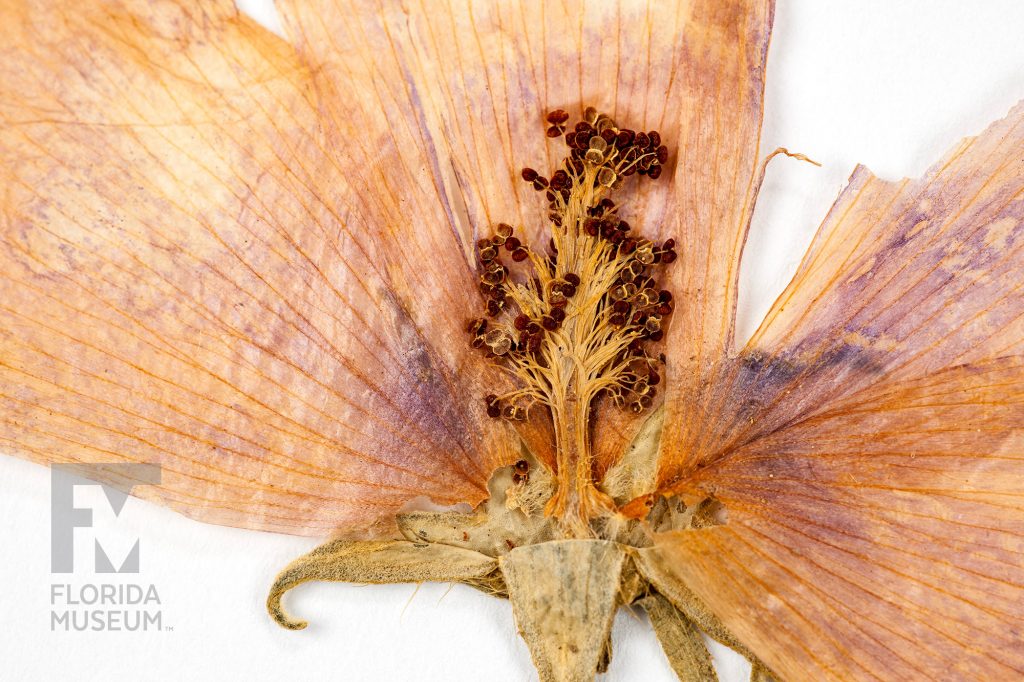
[2,1,1023,681]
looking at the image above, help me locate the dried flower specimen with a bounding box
[1,1,1022,681]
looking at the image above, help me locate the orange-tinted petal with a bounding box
[274,0,775,473]
[648,0,775,476]
[654,360,1024,679]
[0,0,517,536]
[662,99,1024,482]
[653,101,1024,678]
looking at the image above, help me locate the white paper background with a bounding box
[2,2,1023,680]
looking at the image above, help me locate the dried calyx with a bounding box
[268,453,753,682]
[466,106,677,536]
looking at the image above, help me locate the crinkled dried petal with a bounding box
[654,102,1024,679]
[274,0,775,473]
[0,1,518,535]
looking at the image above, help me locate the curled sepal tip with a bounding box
[639,592,718,682]
[267,539,500,630]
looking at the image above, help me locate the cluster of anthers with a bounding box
[466,106,676,428]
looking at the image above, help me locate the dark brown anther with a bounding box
[609,313,626,327]
[504,237,522,251]
[511,247,529,262]
[648,370,661,386]
[648,165,663,180]
[521,167,538,182]
[483,264,507,285]
[513,314,530,330]
[546,125,563,138]
[526,322,541,334]
[613,300,630,314]
[546,109,570,124]
[658,290,672,303]
[527,334,542,352]
[656,145,669,164]
[561,283,577,298]
[542,315,558,331]
[584,218,600,237]
[477,238,491,249]
[550,307,566,324]
[564,272,581,287]
[515,459,530,474]
[648,330,664,342]
[615,129,635,148]
[648,131,661,147]
[564,131,577,147]
[533,176,549,190]
[479,245,498,262]
[634,132,649,149]
[485,395,501,418]
[660,248,676,263]
[657,304,673,316]
[546,190,557,202]
[471,335,485,349]
[486,299,501,317]
[575,121,593,135]
[600,128,616,143]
